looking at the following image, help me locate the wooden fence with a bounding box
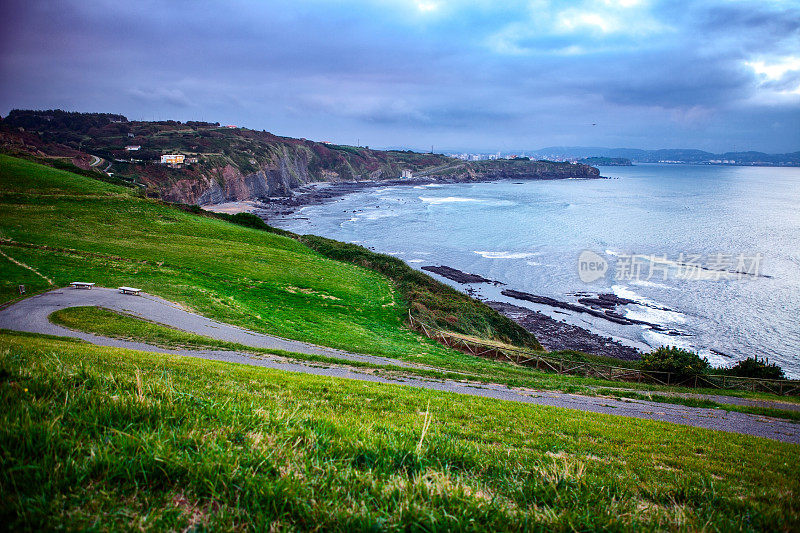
[407,314,800,396]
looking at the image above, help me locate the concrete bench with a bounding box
[118,286,142,295]
[70,282,95,289]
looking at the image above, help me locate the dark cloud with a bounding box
[1,0,798,151]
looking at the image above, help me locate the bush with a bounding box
[724,356,785,380]
[639,346,710,378]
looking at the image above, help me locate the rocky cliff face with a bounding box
[160,144,407,205]
[0,110,602,206]
[161,156,601,205]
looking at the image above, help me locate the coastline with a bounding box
[202,175,676,362]
[203,173,608,222]
[420,265,647,360]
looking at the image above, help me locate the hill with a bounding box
[533,146,800,166]
[0,110,600,206]
[0,154,542,357]
[577,157,632,166]
[1,154,799,530]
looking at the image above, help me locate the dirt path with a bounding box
[0,288,797,443]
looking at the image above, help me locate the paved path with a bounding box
[0,288,798,444]
[0,288,417,368]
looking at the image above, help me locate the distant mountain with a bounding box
[577,157,632,166]
[532,146,800,166]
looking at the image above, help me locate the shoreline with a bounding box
[206,177,443,221]
[206,177,662,362]
[419,264,647,360]
[204,174,608,223]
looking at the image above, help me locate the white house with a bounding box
[160,154,185,165]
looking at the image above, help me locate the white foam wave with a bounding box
[360,211,399,220]
[612,284,685,324]
[630,279,678,291]
[419,196,480,204]
[475,251,538,259]
[407,259,425,263]
[625,306,686,325]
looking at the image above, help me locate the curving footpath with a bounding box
[0,287,415,367]
[0,288,798,444]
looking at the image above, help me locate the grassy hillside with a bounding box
[1,154,799,530]
[2,332,798,531]
[0,110,455,200]
[0,154,540,371]
[0,110,602,206]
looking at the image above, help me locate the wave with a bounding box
[419,196,516,207]
[474,251,538,259]
[612,284,685,324]
[419,196,481,204]
[630,279,678,291]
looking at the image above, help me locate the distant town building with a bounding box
[160,154,185,165]
[401,169,413,178]
[185,157,199,164]
[127,132,135,138]
[125,145,141,151]
[225,125,237,129]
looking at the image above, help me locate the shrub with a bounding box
[724,356,785,380]
[639,346,710,378]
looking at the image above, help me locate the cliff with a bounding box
[1,109,601,205]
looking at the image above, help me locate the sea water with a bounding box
[275,164,800,378]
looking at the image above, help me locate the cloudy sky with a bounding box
[1,0,799,152]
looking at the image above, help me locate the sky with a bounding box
[1,0,799,153]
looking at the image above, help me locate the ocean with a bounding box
[274,164,800,378]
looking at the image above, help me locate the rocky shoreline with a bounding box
[240,178,654,362]
[417,264,657,360]
[247,178,439,221]
[486,301,642,360]
[421,265,504,285]
[233,170,606,222]
[500,288,683,335]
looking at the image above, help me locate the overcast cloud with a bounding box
[1,0,799,152]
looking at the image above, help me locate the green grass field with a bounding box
[0,154,514,370]
[4,153,799,400]
[0,154,760,397]
[49,306,800,421]
[1,332,798,531]
[2,154,799,530]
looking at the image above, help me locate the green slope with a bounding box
[2,156,799,531]
[0,154,537,373]
[1,333,798,531]
[0,155,409,355]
